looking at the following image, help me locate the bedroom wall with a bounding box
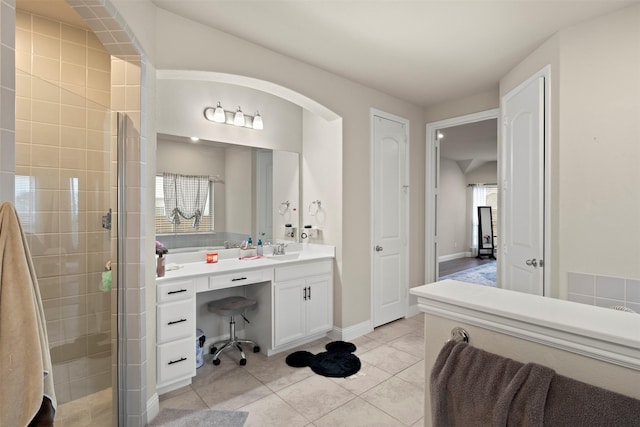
[438,158,467,259]
[424,88,499,123]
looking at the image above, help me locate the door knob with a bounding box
[375,245,383,252]
[525,258,538,267]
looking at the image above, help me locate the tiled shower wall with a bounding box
[0,0,17,201]
[14,10,112,403]
[568,272,640,313]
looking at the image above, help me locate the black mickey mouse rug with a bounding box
[285,341,361,378]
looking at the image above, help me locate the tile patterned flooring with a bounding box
[159,313,426,426]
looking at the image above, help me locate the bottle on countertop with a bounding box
[247,236,253,247]
[257,239,263,256]
[157,253,165,277]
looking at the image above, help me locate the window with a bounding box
[155,175,213,234]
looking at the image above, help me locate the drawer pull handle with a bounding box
[167,289,187,295]
[168,357,187,365]
[231,277,247,282]
[168,318,187,325]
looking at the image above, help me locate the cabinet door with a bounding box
[305,274,333,336]
[157,336,195,387]
[274,279,306,347]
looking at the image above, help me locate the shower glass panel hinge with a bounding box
[102,208,112,230]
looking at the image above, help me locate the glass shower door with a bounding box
[14,69,118,426]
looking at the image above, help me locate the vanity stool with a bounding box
[207,296,260,366]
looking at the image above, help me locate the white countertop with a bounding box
[411,280,640,369]
[157,243,335,283]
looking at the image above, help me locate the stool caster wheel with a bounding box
[239,358,247,366]
[253,346,260,353]
[213,358,221,366]
[210,346,217,355]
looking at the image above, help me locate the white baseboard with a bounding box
[146,393,159,424]
[438,252,471,262]
[407,303,420,318]
[329,320,374,342]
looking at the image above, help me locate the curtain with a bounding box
[163,172,209,228]
[469,184,486,256]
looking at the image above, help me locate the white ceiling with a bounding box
[151,0,637,108]
[438,118,498,173]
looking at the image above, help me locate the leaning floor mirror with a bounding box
[477,206,496,259]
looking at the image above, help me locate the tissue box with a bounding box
[240,247,257,257]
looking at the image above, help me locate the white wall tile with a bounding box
[595,275,625,300]
[626,302,640,313]
[626,279,640,303]
[595,297,626,310]
[568,272,595,295]
[568,292,595,306]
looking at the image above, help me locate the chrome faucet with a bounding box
[273,243,287,255]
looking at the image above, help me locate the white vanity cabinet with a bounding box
[156,278,196,394]
[273,260,333,348]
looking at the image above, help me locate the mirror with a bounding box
[156,133,300,250]
[477,206,495,259]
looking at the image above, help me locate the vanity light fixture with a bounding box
[190,136,200,142]
[233,106,245,127]
[252,111,263,130]
[212,102,226,123]
[203,102,264,130]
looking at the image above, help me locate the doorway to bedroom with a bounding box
[425,110,499,287]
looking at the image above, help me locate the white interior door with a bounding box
[372,112,409,327]
[502,74,545,295]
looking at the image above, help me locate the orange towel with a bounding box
[0,202,57,426]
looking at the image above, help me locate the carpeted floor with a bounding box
[439,260,496,287]
[148,409,248,426]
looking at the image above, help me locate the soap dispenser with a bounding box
[247,236,253,247]
[257,239,263,256]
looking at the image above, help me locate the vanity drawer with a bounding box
[157,279,194,303]
[275,260,332,282]
[157,299,194,344]
[209,268,271,290]
[157,337,195,386]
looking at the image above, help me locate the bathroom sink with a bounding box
[265,253,300,261]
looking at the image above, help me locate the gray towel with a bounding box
[544,374,640,427]
[431,341,640,427]
[430,340,554,426]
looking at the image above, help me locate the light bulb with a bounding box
[213,102,226,123]
[252,111,263,130]
[234,106,245,127]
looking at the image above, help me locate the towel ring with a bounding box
[278,201,290,216]
[449,327,469,343]
[309,200,321,216]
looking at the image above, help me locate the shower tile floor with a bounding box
[54,314,426,426]
[56,387,112,426]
